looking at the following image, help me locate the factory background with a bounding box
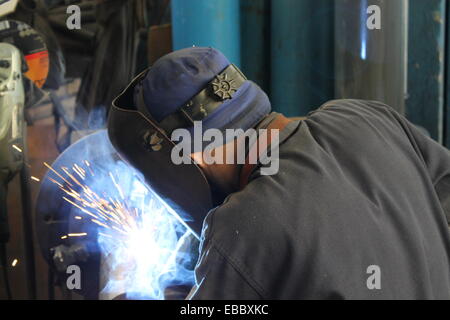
[0,0,449,300]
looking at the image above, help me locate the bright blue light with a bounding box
[96,164,196,300]
[360,0,368,60]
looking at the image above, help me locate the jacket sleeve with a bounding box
[187,244,263,300]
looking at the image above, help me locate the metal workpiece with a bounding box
[35,131,114,298]
[35,130,197,299]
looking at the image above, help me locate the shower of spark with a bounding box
[45,159,196,300]
[12,144,22,153]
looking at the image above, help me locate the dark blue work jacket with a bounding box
[190,100,450,299]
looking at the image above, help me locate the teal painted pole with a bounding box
[271,0,335,116]
[240,0,271,93]
[445,2,450,147]
[171,0,241,66]
[408,0,446,143]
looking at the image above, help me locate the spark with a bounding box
[68,233,87,237]
[91,219,110,229]
[12,145,22,152]
[48,177,63,188]
[62,197,101,220]
[62,167,84,189]
[11,259,18,267]
[109,172,125,200]
[73,166,85,180]
[98,232,112,238]
[44,162,73,187]
[112,225,128,235]
[43,158,195,300]
[74,164,85,175]
[84,160,94,176]
[45,161,139,236]
[31,176,40,182]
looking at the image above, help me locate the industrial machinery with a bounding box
[0,39,45,300]
[0,14,49,299]
[0,0,18,17]
[0,42,27,300]
[0,0,196,300]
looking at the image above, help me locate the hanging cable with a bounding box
[0,244,12,300]
[0,182,11,300]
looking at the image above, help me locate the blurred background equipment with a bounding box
[334,0,408,115]
[0,17,54,298]
[192,0,448,147]
[0,0,18,17]
[1,0,450,300]
[0,42,28,300]
[171,0,240,65]
[0,0,175,300]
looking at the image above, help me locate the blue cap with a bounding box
[135,47,271,139]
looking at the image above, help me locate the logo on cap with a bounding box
[212,73,237,100]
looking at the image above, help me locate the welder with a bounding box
[107,47,450,299]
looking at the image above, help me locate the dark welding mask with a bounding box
[108,47,271,238]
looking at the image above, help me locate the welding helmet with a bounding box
[108,47,271,237]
